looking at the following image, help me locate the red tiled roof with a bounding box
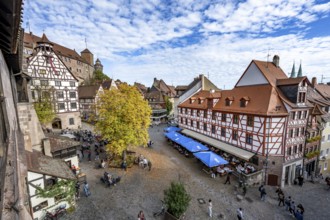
[316,84,330,99]
[277,77,307,86]
[78,85,101,99]
[253,60,288,86]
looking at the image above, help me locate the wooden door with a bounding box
[268,174,278,186]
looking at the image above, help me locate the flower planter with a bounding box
[164,211,179,220]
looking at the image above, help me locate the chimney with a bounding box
[273,55,280,67]
[312,77,317,88]
[42,138,52,157]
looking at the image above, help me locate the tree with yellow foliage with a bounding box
[95,84,152,156]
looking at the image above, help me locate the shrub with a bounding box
[164,181,191,218]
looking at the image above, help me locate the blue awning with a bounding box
[164,132,192,145]
[164,126,181,133]
[181,141,209,153]
[175,135,193,146]
[193,151,228,168]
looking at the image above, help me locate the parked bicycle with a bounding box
[153,200,165,217]
[43,204,67,220]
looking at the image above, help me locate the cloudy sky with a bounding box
[24,0,330,89]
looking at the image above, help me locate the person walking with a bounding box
[260,187,267,201]
[75,182,80,199]
[208,199,213,218]
[285,196,292,211]
[95,149,100,160]
[242,184,247,196]
[224,173,231,184]
[148,160,152,171]
[83,181,91,197]
[278,192,285,206]
[237,207,244,220]
[289,200,296,216]
[87,149,92,162]
[138,210,145,220]
[298,175,304,187]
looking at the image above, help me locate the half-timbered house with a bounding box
[26,151,76,220]
[26,34,81,129]
[78,84,104,120]
[178,55,312,187]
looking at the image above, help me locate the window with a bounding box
[55,81,61,86]
[197,121,200,129]
[185,108,187,114]
[293,145,297,154]
[181,117,183,124]
[69,118,74,125]
[322,136,325,142]
[233,114,239,124]
[289,129,293,138]
[32,91,35,99]
[301,127,305,135]
[211,125,215,134]
[198,99,202,104]
[298,92,306,103]
[299,144,303,152]
[70,81,75,87]
[287,147,292,156]
[246,133,253,145]
[32,201,48,213]
[325,162,328,171]
[39,69,46,74]
[221,113,226,122]
[40,80,48,86]
[185,118,187,124]
[225,99,230,106]
[70,102,77,109]
[290,112,295,120]
[45,177,57,188]
[203,123,207,131]
[188,119,191,126]
[295,128,299,137]
[69,92,76,98]
[232,130,238,140]
[212,111,216,120]
[221,127,226,137]
[42,91,50,99]
[240,99,246,107]
[247,116,254,127]
[204,110,207,118]
[58,103,65,110]
[303,111,307,119]
[57,91,64,99]
[297,111,302,119]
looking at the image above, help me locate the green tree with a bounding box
[93,70,110,82]
[34,87,56,125]
[164,181,191,218]
[95,84,152,155]
[165,96,173,115]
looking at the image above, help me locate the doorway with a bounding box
[52,118,62,129]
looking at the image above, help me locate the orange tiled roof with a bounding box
[277,77,307,86]
[179,86,288,116]
[252,60,288,86]
[316,83,330,99]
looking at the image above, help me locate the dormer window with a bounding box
[198,99,202,104]
[190,98,196,104]
[225,97,234,106]
[298,92,306,103]
[240,97,249,107]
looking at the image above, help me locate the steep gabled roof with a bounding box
[315,83,330,99]
[277,77,307,86]
[101,79,117,90]
[26,151,76,180]
[253,60,288,86]
[24,32,90,65]
[78,84,101,99]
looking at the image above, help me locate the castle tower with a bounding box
[94,58,103,72]
[81,48,94,66]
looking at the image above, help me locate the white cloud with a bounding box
[23,0,330,88]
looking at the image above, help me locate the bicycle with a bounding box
[43,204,67,220]
[153,200,165,217]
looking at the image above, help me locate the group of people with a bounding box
[275,186,304,220]
[137,154,152,171]
[75,181,91,198]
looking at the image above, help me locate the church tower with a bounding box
[94,58,103,72]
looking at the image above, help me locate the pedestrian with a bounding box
[260,187,267,201]
[289,201,296,216]
[121,160,127,171]
[298,175,304,187]
[83,181,91,197]
[237,207,244,220]
[242,184,247,196]
[137,210,145,220]
[95,149,100,160]
[224,173,231,184]
[297,203,304,215]
[208,199,212,218]
[75,182,80,199]
[275,186,283,197]
[87,150,91,162]
[80,148,84,158]
[278,192,285,206]
[285,196,292,211]
[148,160,152,171]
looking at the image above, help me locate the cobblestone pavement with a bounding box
[64,123,330,220]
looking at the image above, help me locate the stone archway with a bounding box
[52,118,62,129]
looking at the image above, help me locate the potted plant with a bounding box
[163,181,191,220]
